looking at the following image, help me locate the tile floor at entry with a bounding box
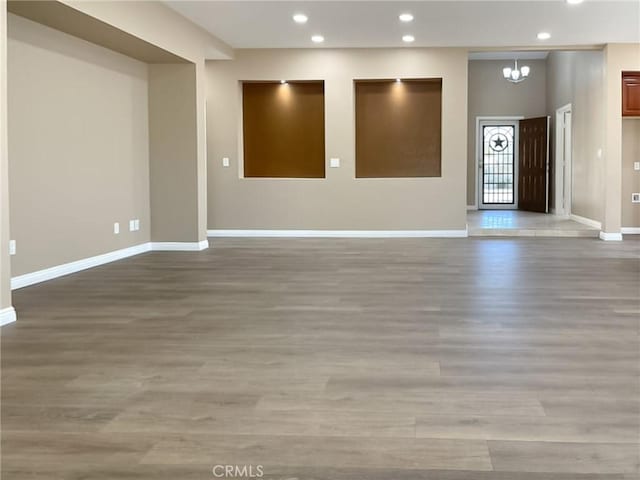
[2,237,639,479]
[468,210,599,237]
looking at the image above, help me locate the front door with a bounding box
[518,116,550,213]
[479,121,518,210]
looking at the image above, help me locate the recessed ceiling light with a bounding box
[396,78,402,82]
[293,13,308,24]
[402,35,415,43]
[566,0,584,4]
[280,80,287,84]
[537,32,551,40]
[399,13,414,22]
[311,35,324,43]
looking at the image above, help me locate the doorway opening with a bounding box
[470,114,593,236]
[475,115,550,213]
[466,51,597,238]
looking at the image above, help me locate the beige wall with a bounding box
[0,1,245,316]
[8,14,150,276]
[52,1,214,242]
[622,119,640,228]
[546,50,605,222]
[207,48,468,231]
[8,0,219,250]
[1,0,11,309]
[603,43,640,235]
[195,60,208,240]
[7,0,188,64]
[60,0,232,62]
[467,59,547,206]
[148,64,199,242]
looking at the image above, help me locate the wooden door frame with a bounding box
[475,116,523,210]
[554,104,572,217]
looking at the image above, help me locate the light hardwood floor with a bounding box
[2,237,639,479]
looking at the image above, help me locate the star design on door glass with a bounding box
[489,133,509,152]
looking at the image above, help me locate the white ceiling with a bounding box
[468,51,549,60]
[166,1,640,52]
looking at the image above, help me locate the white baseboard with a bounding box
[0,306,16,327]
[11,240,210,290]
[151,240,209,251]
[207,229,468,238]
[621,227,640,234]
[599,231,623,241]
[570,214,602,230]
[11,243,152,290]
[466,205,478,211]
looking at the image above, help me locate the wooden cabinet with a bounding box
[622,72,640,117]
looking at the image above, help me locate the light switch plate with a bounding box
[330,158,340,168]
[114,222,120,234]
[9,240,16,256]
[632,193,640,203]
[222,157,230,167]
[634,162,640,171]
[129,220,136,231]
[134,219,140,231]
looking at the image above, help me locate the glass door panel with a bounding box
[481,125,516,207]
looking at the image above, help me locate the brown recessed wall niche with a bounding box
[242,81,325,178]
[355,78,442,178]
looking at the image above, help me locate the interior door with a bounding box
[518,116,550,213]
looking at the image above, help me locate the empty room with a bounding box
[0,0,639,478]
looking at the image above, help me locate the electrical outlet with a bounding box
[634,162,640,171]
[114,222,120,234]
[9,240,16,256]
[129,220,136,232]
[632,193,640,204]
[330,158,340,168]
[222,157,230,167]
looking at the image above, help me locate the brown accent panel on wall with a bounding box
[355,79,442,178]
[242,81,325,178]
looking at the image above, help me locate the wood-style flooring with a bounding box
[2,237,639,479]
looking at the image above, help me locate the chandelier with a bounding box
[503,60,530,84]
